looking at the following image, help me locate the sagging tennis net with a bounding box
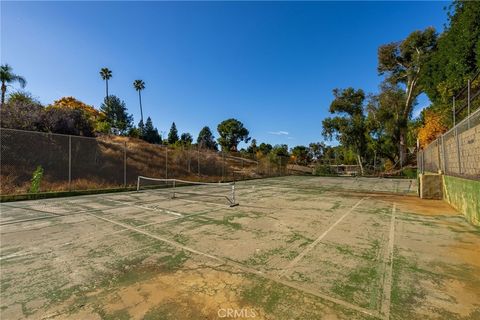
[136,176,238,207]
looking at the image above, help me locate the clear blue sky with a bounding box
[2,1,449,148]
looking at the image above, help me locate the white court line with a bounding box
[103,198,183,217]
[381,203,396,319]
[279,197,367,278]
[85,210,380,319]
[85,212,223,262]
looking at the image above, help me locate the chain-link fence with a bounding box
[418,107,480,180]
[0,128,290,195]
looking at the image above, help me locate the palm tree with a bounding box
[99,68,112,100]
[133,79,145,124]
[1,64,26,106]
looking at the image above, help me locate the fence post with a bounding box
[467,79,471,129]
[68,135,72,191]
[197,146,200,176]
[222,151,225,181]
[453,96,456,127]
[455,127,462,175]
[165,146,168,179]
[436,139,441,173]
[441,135,446,174]
[124,141,127,188]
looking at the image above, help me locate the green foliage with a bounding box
[308,142,325,160]
[179,132,193,146]
[258,142,273,155]
[196,126,217,150]
[291,145,311,165]
[378,27,437,165]
[367,82,407,163]
[314,164,336,176]
[1,92,44,131]
[99,68,112,81]
[29,166,44,193]
[44,105,95,136]
[217,118,250,151]
[142,117,161,144]
[100,95,133,135]
[1,64,26,105]
[247,139,257,154]
[422,1,480,105]
[133,79,145,92]
[322,88,368,170]
[167,122,179,144]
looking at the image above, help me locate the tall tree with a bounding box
[217,118,250,151]
[1,64,26,106]
[99,68,112,100]
[258,143,273,155]
[133,79,145,125]
[322,88,368,174]
[422,1,480,120]
[378,27,437,165]
[247,139,258,154]
[197,126,218,150]
[308,142,326,161]
[168,122,179,144]
[180,133,193,146]
[142,117,161,144]
[367,82,407,164]
[291,145,311,165]
[100,95,133,135]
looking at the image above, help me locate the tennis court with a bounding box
[1,176,479,319]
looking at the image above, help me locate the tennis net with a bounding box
[136,176,238,207]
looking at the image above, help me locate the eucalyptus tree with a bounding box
[377,28,437,165]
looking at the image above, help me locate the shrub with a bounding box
[314,164,337,176]
[29,166,44,193]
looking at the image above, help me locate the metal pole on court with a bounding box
[467,79,471,129]
[455,127,462,175]
[124,141,127,188]
[68,135,72,191]
[453,96,456,127]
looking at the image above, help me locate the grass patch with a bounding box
[172,233,189,245]
[286,232,313,247]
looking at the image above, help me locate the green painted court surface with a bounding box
[1,176,479,319]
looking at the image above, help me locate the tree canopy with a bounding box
[100,95,133,135]
[217,118,250,151]
[142,117,161,144]
[168,122,179,144]
[197,126,218,150]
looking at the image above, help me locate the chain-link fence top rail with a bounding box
[419,106,480,180]
[0,128,290,195]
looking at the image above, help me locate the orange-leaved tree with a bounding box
[417,110,448,148]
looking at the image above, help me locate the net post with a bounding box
[68,135,72,191]
[229,183,238,207]
[137,176,140,192]
[172,179,176,199]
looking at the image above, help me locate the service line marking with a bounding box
[279,197,367,278]
[380,203,396,319]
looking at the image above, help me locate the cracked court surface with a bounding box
[0,176,479,319]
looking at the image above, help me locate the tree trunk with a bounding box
[139,90,144,124]
[1,82,6,107]
[356,154,364,176]
[106,79,109,100]
[399,129,407,169]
